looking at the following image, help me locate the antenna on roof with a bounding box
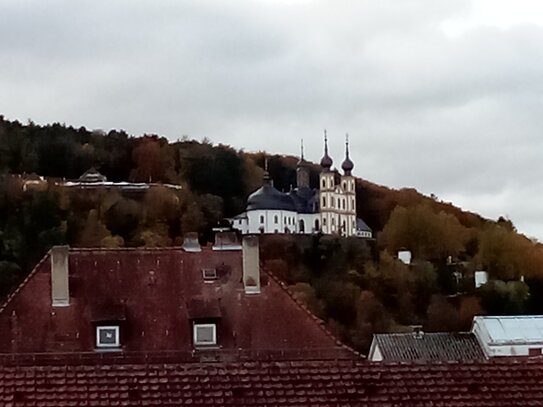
[300,139,304,161]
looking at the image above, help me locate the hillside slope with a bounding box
[1,116,541,352]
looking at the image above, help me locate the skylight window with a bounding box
[193,323,217,346]
[202,268,217,280]
[96,326,120,348]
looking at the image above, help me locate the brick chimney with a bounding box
[242,236,260,294]
[51,246,70,307]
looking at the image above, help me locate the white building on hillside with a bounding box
[472,315,543,357]
[231,133,372,238]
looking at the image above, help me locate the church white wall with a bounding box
[246,209,298,234]
[298,213,319,234]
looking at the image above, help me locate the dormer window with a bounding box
[96,325,120,348]
[193,323,217,346]
[202,268,217,281]
[187,298,221,349]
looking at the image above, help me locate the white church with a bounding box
[230,133,372,238]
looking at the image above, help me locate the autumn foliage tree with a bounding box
[379,203,469,261]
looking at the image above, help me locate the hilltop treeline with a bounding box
[1,116,542,352]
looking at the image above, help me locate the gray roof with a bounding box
[79,168,108,183]
[247,184,296,212]
[372,332,485,362]
[356,218,372,232]
[473,315,543,345]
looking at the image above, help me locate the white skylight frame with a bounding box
[202,268,218,280]
[193,323,217,346]
[96,325,120,348]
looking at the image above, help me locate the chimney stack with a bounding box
[182,232,201,252]
[242,236,260,294]
[213,231,242,251]
[51,246,70,307]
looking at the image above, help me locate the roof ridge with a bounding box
[0,249,52,314]
[261,265,363,359]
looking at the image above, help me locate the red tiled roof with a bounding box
[0,247,353,357]
[1,357,543,406]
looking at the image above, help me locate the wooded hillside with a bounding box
[1,116,541,352]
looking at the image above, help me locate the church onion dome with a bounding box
[341,134,354,175]
[247,183,296,212]
[320,152,333,169]
[320,131,333,170]
[341,156,354,175]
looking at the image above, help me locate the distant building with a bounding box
[368,331,485,362]
[231,133,372,238]
[62,168,183,191]
[474,271,489,288]
[472,315,543,357]
[398,250,412,265]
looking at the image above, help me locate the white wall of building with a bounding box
[472,316,543,357]
[368,341,384,362]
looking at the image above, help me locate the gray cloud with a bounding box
[1,0,542,239]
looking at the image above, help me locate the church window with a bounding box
[274,215,278,224]
[332,218,335,226]
[284,216,287,224]
[322,179,326,188]
[342,182,346,190]
[315,219,320,231]
[351,198,355,208]
[331,198,335,208]
[342,199,345,210]
[322,197,326,208]
[323,218,327,226]
[260,215,264,224]
[329,179,333,188]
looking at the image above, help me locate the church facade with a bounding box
[231,134,372,238]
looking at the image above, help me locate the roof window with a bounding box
[96,325,120,349]
[202,268,218,281]
[193,323,217,347]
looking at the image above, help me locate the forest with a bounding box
[1,115,542,352]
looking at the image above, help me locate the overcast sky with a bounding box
[1,0,542,239]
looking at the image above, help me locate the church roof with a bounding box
[247,184,296,212]
[288,188,317,214]
[78,168,107,183]
[356,218,372,232]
